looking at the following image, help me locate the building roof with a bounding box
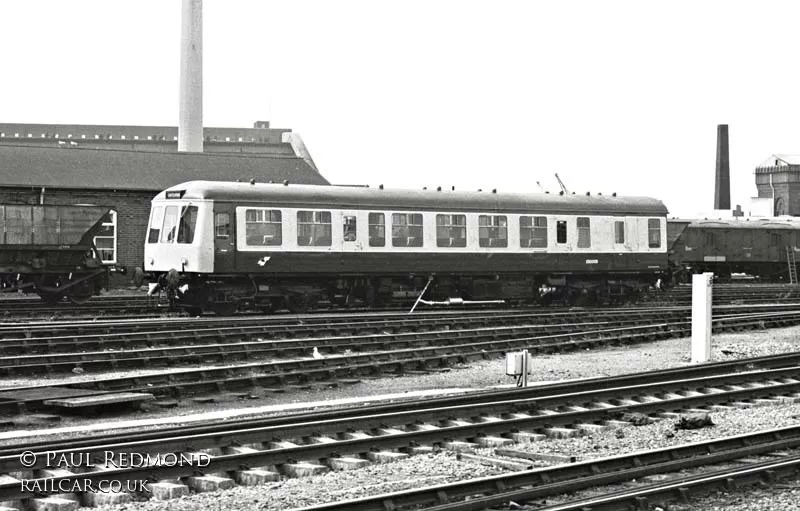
[0,144,329,191]
[157,180,669,216]
[756,154,800,168]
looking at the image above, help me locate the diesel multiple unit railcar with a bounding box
[0,204,112,303]
[668,217,800,282]
[144,181,669,313]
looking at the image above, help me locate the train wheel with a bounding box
[67,281,95,304]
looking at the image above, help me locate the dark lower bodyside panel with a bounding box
[219,251,668,275]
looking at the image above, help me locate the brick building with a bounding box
[754,155,800,216]
[0,122,329,286]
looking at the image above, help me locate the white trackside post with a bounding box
[691,272,713,363]
[521,349,529,387]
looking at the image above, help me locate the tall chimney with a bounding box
[178,0,203,152]
[714,124,730,210]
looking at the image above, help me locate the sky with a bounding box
[1,1,799,217]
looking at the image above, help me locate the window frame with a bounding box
[520,216,548,248]
[244,208,283,246]
[297,210,332,247]
[576,217,591,248]
[93,210,117,264]
[556,220,567,244]
[368,212,386,247]
[436,213,467,248]
[478,215,508,248]
[648,218,662,249]
[614,220,625,244]
[147,206,164,244]
[215,212,230,239]
[391,212,424,247]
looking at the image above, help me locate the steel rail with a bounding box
[3,349,800,460]
[296,425,800,511]
[2,358,800,498]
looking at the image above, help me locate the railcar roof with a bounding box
[155,181,668,216]
[673,217,800,230]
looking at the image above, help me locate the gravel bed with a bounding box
[72,325,800,511]
[4,325,800,441]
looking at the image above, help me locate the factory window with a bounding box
[343,215,357,242]
[436,214,467,247]
[577,217,591,248]
[368,213,385,247]
[215,213,230,238]
[297,211,332,246]
[93,210,117,263]
[177,206,199,244]
[556,220,568,244]
[648,219,662,248]
[245,209,282,246]
[160,206,180,243]
[479,215,508,247]
[392,213,424,247]
[520,216,548,248]
[148,206,164,243]
[615,221,625,244]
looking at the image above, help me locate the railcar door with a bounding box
[213,203,236,273]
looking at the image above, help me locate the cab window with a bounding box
[148,206,164,243]
[160,206,179,243]
[177,206,198,244]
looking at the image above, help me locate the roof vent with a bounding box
[545,191,550,194]
[283,180,289,186]
[612,192,617,197]
[250,179,256,185]
[423,187,427,190]
[451,186,455,191]
[437,186,442,192]
[492,189,497,194]
[477,189,482,192]
[559,191,564,196]
[598,192,602,196]
[379,184,384,190]
[586,192,590,196]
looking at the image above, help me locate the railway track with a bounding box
[298,426,800,511]
[2,307,800,414]
[2,351,800,504]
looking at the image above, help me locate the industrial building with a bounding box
[0,121,329,285]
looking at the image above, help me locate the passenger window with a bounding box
[368,213,385,247]
[215,213,230,238]
[648,218,661,248]
[436,214,467,247]
[556,220,567,244]
[343,215,357,242]
[392,213,423,247]
[479,215,507,247]
[177,206,198,244]
[160,206,179,243]
[520,216,548,248]
[614,221,625,244]
[245,209,282,246]
[577,217,591,248]
[297,211,332,246]
[148,206,164,243]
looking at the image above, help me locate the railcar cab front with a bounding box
[144,189,212,277]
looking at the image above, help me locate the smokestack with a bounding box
[714,124,730,210]
[178,0,203,152]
